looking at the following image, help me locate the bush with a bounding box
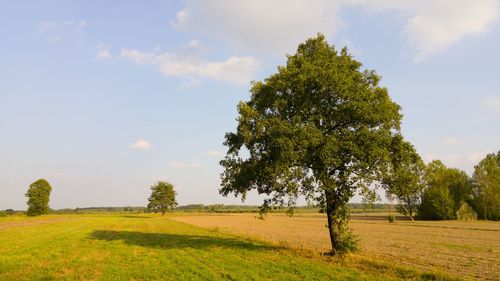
[387,215,395,223]
[0,211,6,217]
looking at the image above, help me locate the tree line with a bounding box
[385,149,499,221]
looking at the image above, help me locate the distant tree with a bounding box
[382,135,425,220]
[220,34,402,255]
[418,160,471,220]
[147,181,177,215]
[25,179,52,216]
[472,151,500,220]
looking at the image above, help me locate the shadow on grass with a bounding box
[121,215,151,219]
[89,230,279,251]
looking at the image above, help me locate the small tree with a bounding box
[147,181,177,215]
[220,34,402,255]
[25,179,52,216]
[472,151,500,220]
[383,135,425,220]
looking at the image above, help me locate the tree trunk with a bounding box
[324,188,342,254]
[326,210,340,253]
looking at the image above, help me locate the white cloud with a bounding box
[119,48,259,84]
[173,0,499,61]
[129,139,151,150]
[169,162,203,168]
[400,0,499,62]
[202,150,224,157]
[481,96,500,111]
[443,137,462,146]
[96,43,112,60]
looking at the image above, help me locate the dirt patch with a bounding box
[0,216,78,231]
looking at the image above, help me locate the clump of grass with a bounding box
[387,215,395,223]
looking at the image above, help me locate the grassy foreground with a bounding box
[1,214,460,281]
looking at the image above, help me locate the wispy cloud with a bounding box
[481,96,500,111]
[443,137,462,146]
[96,43,112,60]
[152,176,169,182]
[36,21,56,33]
[169,162,203,168]
[129,139,151,150]
[36,19,87,44]
[202,150,224,157]
[118,47,259,84]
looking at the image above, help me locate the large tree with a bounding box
[25,179,52,216]
[147,181,177,215]
[220,34,402,254]
[383,135,425,220]
[472,151,500,220]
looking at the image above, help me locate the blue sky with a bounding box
[1,0,499,210]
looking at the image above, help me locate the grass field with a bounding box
[0,213,495,280]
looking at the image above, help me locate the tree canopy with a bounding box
[25,179,52,216]
[147,181,177,215]
[220,34,403,254]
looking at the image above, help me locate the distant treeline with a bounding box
[1,203,390,216]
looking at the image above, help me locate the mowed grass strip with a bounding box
[171,213,499,281]
[1,214,415,281]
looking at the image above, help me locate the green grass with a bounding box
[0,214,456,280]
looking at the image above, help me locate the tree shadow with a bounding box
[89,230,279,251]
[351,214,412,221]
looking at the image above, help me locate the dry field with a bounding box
[171,213,500,281]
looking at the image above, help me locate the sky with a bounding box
[1,0,499,210]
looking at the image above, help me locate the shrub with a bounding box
[387,215,395,223]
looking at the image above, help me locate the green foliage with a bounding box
[472,151,500,220]
[0,211,6,217]
[418,185,454,220]
[418,160,471,220]
[383,135,425,218]
[147,181,177,215]
[25,179,52,216]
[220,34,402,254]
